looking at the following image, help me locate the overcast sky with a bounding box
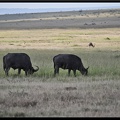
[0,2,120,9]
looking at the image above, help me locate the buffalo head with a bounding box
[28,66,39,74]
[80,66,89,76]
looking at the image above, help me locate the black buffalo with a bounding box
[3,53,39,76]
[53,54,89,77]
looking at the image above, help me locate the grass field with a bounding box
[0,27,120,117]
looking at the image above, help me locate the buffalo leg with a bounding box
[73,70,76,77]
[54,69,56,76]
[5,68,10,76]
[68,69,71,76]
[54,65,59,76]
[18,69,21,75]
[25,70,28,76]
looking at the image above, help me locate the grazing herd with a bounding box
[3,53,89,77]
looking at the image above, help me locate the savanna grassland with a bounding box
[0,9,120,117]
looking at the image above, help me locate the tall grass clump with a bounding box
[86,50,120,78]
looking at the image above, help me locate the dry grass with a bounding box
[0,77,120,117]
[0,28,120,50]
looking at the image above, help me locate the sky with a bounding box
[0,2,120,9]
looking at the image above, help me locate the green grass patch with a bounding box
[0,49,119,79]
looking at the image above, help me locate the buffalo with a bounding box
[3,53,39,76]
[53,54,89,77]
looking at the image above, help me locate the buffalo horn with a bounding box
[86,66,89,70]
[34,66,39,72]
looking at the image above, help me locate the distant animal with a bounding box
[106,37,110,40]
[3,53,39,76]
[89,42,95,47]
[53,54,89,77]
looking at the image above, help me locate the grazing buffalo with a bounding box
[53,54,89,77]
[3,53,39,76]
